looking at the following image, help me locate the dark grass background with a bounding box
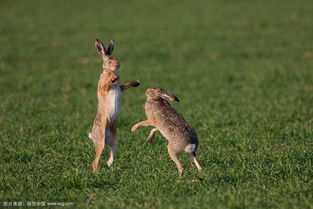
[0,0,313,208]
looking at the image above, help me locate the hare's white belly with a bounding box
[107,85,121,123]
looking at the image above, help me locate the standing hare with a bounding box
[131,87,203,174]
[89,39,140,172]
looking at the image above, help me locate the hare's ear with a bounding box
[106,40,114,55]
[161,91,180,102]
[95,39,107,55]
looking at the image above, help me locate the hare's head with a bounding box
[95,39,120,72]
[145,87,179,102]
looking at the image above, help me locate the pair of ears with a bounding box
[95,39,114,56]
[150,88,180,102]
[161,92,180,102]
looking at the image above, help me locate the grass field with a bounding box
[1,0,313,208]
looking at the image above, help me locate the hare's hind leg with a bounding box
[107,120,118,168]
[92,136,105,173]
[91,118,107,173]
[167,144,184,174]
[107,121,118,168]
[189,152,203,171]
[147,128,158,143]
[106,139,117,168]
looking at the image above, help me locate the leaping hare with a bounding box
[89,39,140,172]
[131,87,203,174]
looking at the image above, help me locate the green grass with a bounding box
[1,0,313,208]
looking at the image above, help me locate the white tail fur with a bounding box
[184,144,196,153]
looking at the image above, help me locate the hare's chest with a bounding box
[107,85,121,122]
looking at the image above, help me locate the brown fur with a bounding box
[89,39,140,172]
[131,87,203,173]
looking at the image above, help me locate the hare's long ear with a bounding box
[106,40,114,55]
[161,91,180,102]
[95,39,107,55]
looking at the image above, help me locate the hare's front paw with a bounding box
[131,125,138,132]
[111,75,119,84]
[147,136,153,143]
[133,80,140,87]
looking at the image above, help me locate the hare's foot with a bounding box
[189,153,203,171]
[107,143,118,168]
[92,161,100,173]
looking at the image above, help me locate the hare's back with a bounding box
[146,100,198,151]
[145,100,184,127]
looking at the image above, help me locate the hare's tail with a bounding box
[88,132,93,140]
[184,144,196,153]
